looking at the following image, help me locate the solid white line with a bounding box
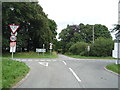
[63,61,67,65]
[69,68,81,82]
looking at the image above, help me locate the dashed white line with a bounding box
[69,68,81,82]
[63,61,67,65]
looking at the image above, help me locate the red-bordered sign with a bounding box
[9,24,20,34]
[10,35,17,42]
[10,42,16,47]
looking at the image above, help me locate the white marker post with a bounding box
[43,44,45,56]
[49,43,53,55]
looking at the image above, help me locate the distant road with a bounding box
[13,54,118,88]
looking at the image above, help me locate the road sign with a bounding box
[36,48,46,52]
[10,42,16,47]
[10,46,16,52]
[9,24,20,34]
[11,32,17,36]
[10,35,17,41]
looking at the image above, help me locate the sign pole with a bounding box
[43,44,44,56]
[12,47,13,59]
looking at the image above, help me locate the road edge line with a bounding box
[12,66,31,88]
[69,68,81,82]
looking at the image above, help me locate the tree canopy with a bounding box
[2,2,57,52]
[59,23,112,53]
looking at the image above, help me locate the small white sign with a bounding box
[50,43,53,49]
[87,46,90,52]
[10,46,16,52]
[36,48,46,52]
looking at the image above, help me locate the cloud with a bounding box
[39,0,118,39]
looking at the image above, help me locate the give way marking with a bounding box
[39,62,49,67]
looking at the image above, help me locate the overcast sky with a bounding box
[38,0,118,39]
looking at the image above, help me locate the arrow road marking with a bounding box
[39,62,49,67]
[69,68,81,82]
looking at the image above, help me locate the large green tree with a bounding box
[2,2,57,52]
[59,23,112,53]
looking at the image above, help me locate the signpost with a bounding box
[9,24,20,59]
[115,32,120,64]
[10,42,16,59]
[49,43,53,55]
[87,45,90,56]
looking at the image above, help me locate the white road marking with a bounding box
[69,68,81,82]
[39,62,49,67]
[63,61,67,65]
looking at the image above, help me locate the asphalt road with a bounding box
[13,54,119,88]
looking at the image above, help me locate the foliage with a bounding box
[2,2,57,52]
[69,42,88,56]
[59,23,112,53]
[2,58,29,88]
[3,51,58,59]
[90,37,114,57]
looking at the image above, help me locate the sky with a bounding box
[38,0,118,39]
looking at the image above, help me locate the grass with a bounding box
[106,63,120,74]
[3,51,58,59]
[2,58,30,88]
[65,54,116,59]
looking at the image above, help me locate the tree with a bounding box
[59,23,112,53]
[90,37,114,57]
[2,2,57,52]
[69,42,88,56]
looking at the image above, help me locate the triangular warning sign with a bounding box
[9,25,20,34]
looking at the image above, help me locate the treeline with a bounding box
[2,2,57,52]
[58,23,114,57]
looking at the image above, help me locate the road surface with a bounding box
[13,54,119,88]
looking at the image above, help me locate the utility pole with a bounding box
[93,25,95,43]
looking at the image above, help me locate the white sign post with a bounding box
[10,42,16,59]
[49,43,53,55]
[87,45,90,56]
[43,44,45,56]
[9,24,20,59]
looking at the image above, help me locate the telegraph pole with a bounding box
[93,25,95,43]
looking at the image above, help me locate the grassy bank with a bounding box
[3,51,58,59]
[65,54,116,59]
[2,58,30,88]
[106,63,120,74]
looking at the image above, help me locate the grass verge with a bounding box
[3,51,58,59]
[65,54,116,59]
[2,58,30,88]
[106,63,120,74]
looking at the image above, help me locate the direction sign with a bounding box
[36,48,46,52]
[10,35,17,41]
[9,24,20,34]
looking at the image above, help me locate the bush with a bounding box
[90,37,114,57]
[69,42,88,56]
